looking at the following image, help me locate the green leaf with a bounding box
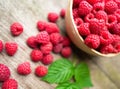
[42,58,74,83]
[75,62,93,88]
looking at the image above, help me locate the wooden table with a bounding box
[0,0,120,89]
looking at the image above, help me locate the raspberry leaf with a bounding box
[75,62,93,88]
[42,58,74,83]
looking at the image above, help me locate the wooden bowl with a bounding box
[65,0,120,57]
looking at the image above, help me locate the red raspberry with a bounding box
[73,0,83,7]
[45,22,60,34]
[50,33,63,45]
[62,36,71,47]
[87,0,101,5]
[36,31,50,44]
[35,65,48,77]
[30,49,43,62]
[60,9,66,18]
[78,23,90,36]
[114,9,120,23]
[0,40,3,53]
[114,43,120,52]
[5,42,18,56]
[93,2,104,14]
[114,0,120,8]
[48,12,59,23]
[100,44,114,54]
[17,62,31,75]
[84,13,94,22]
[112,34,120,46]
[85,34,100,49]
[105,0,118,14]
[40,42,53,54]
[53,43,63,53]
[0,64,10,82]
[78,1,93,16]
[61,47,72,58]
[10,22,23,36]
[42,54,53,65]
[74,18,83,26]
[26,36,38,48]
[37,21,47,31]
[112,23,120,35]
[2,79,18,89]
[73,8,79,19]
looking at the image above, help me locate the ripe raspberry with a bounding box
[10,22,23,36]
[84,13,94,22]
[73,0,83,7]
[0,64,10,82]
[40,42,53,54]
[114,0,120,9]
[114,9,120,23]
[105,0,118,14]
[42,54,53,65]
[87,0,101,5]
[2,79,18,89]
[112,34,120,46]
[0,40,3,53]
[5,42,18,56]
[114,43,120,52]
[61,47,72,58]
[112,23,120,35]
[72,8,79,19]
[78,1,93,16]
[78,23,90,36]
[62,36,71,47]
[74,18,83,26]
[60,9,66,18]
[48,12,59,23]
[30,49,43,62]
[36,31,50,44]
[84,34,100,49]
[17,62,31,75]
[50,33,63,45]
[26,36,38,48]
[37,21,47,31]
[35,65,48,77]
[53,43,63,53]
[45,22,60,34]
[93,2,104,14]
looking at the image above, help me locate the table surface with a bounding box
[0,0,120,89]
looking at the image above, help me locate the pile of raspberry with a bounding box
[73,0,120,54]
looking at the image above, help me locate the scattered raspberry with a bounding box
[112,23,120,35]
[30,49,43,62]
[0,64,10,82]
[26,36,38,48]
[78,23,90,36]
[40,42,53,54]
[36,31,50,44]
[87,0,101,5]
[5,42,18,56]
[105,0,118,14]
[17,62,31,75]
[42,54,53,65]
[0,40,3,53]
[45,22,60,34]
[48,12,59,23]
[10,22,23,36]
[93,2,104,14]
[2,79,18,89]
[62,36,71,47]
[53,43,63,53]
[73,8,79,19]
[61,47,72,58]
[35,65,48,77]
[84,13,94,22]
[85,34,100,49]
[74,18,83,26]
[37,21,47,31]
[114,9,120,23]
[78,1,93,16]
[60,9,66,18]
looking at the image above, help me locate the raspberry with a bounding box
[10,22,23,36]
[50,33,63,45]
[93,2,104,14]
[74,18,83,26]
[5,42,18,56]
[42,54,53,65]
[114,9,120,23]
[35,65,48,77]
[73,8,79,19]
[105,0,118,14]
[2,79,18,89]
[112,34,120,46]
[85,34,100,49]
[62,36,71,47]
[78,1,93,16]
[84,13,94,22]
[95,10,108,22]
[112,23,120,35]
[48,12,59,23]
[45,22,60,34]
[114,43,120,52]
[60,9,66,18]
[87,0,101,5]
[100,44,114,54]
[53,43,63,53]
[26,36,38,49]
[0,64,10,82]
[17,62,31,75]
[40,42,53,54]
[30,49,43,62]
[114,0,120,8]
[37,21,47,31]
[61,47,72,58]
[73,0,83,7]
[36,31,50,44]
[78,23,90,36]
[0,40,3,53]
